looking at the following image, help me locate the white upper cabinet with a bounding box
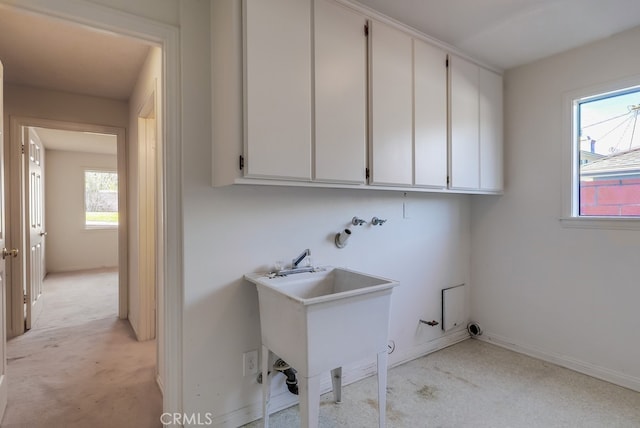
[228,1,503,193]
[479,67,504,191]
[449,54,504,192]
[368,20,413,186]
[314,0,367,184]
[449,55,480,190]
[413,39,448,188]
[243,0,312,180]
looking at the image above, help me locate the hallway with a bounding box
[1,269,161,428]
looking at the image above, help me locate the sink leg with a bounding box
[298,374,321,428]
[377,351,388,428]
[330,367,342,403]
[262,345,271,428]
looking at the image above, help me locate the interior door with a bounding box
[0,58,11,420]
[24,127,45,330]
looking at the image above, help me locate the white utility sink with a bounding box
[247,266,397,304]
[245,267,399,428]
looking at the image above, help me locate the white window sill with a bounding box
[560,217,640,231]
[84,225,118,231]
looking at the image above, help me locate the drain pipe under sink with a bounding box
[274,359,298,395]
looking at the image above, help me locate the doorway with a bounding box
[7,118,128,338]
[0,0,182,419]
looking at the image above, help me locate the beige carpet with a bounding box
[1,269,162,428]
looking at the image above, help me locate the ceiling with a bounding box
[0,6,150,100]
[0,6,146,154]
[356,0,640,70]
[0,0,640,100]
[33,128,117,155]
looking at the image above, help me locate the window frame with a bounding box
[561,75,640,230]
[83,168,119,230]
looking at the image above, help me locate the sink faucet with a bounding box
[272,249,314,277]
[292,248,311,269]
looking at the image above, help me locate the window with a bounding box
[84,170,118,228]
[566,83,640,225]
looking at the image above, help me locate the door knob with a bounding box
[2,248,19,260]
[39,231,47,237]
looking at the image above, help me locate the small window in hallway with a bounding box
[84,170,118,227]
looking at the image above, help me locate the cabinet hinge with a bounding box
[446,175,450,185]
[239,155,244,171]
[23,294,27,304]
[21,144,25,155]
[365,168,370,179]
[446,58,449,68]
[364,24,369,37]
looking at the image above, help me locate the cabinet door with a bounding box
[414,39,447,188]
[369,20,413,186]
[314,0,367,184]
[449,55,480,190]
[479,68,503,191]
[243,0,312,180]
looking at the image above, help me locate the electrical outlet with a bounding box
[243,350,258,376]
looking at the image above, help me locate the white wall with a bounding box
[185,1,471,424]
[45,150,118,272]
[3,84,128,127]
[182,188,471,422]
[471,26,640,391]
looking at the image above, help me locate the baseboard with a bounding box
[209,389,297,428]
[478,332,640,393]
[211,330,470,428]
[156,373,165,396]
[389,329,470,369]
